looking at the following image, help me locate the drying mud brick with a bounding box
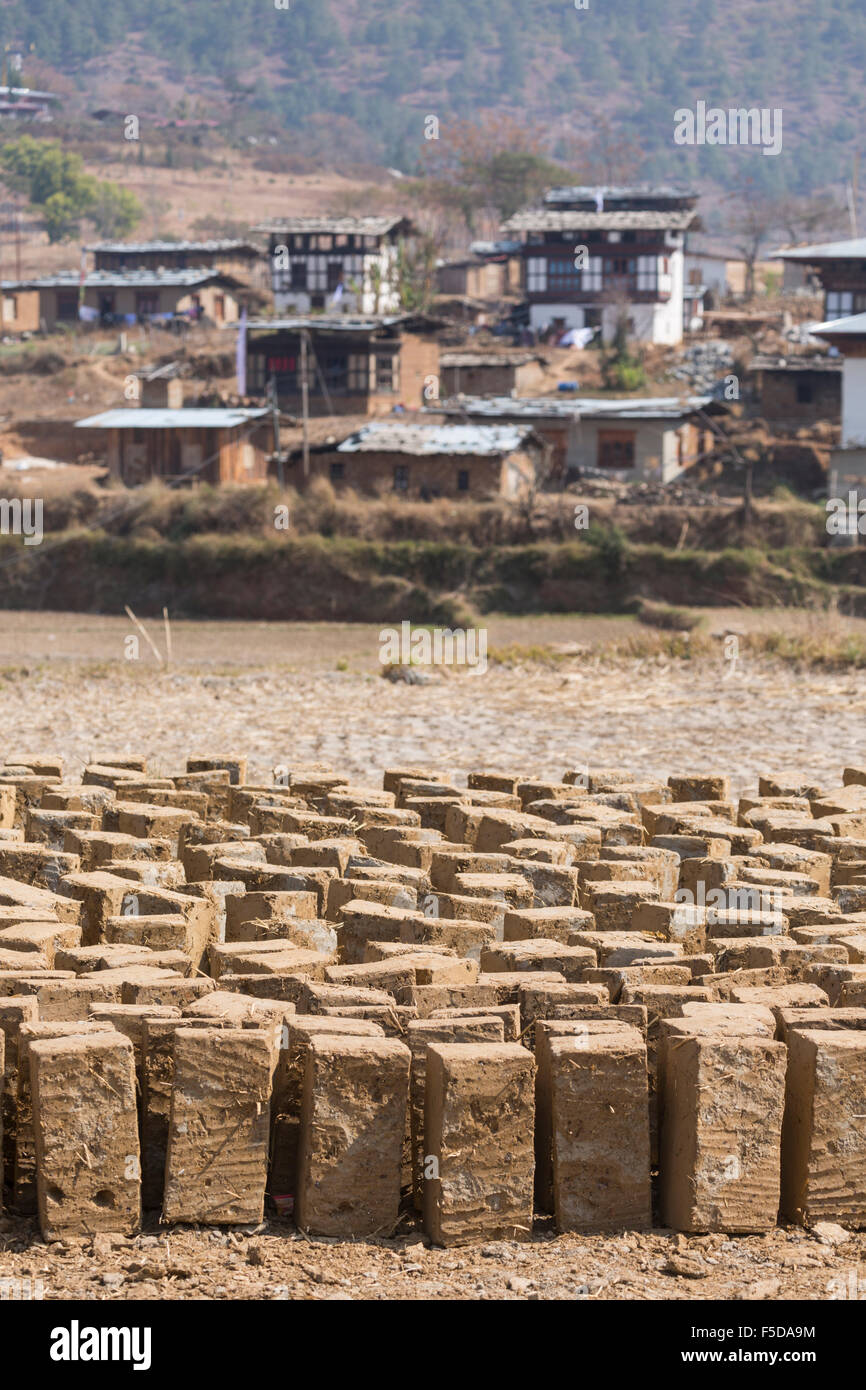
[781,1029,866,1227]
[29,1031,140,1239]
[549,1030,652,1233]
[163,1026,276,1225]
[407,1016,506,1208]
[659,1033,787,1232]
[295,1036,410,1237]
[423,1041,536,1247]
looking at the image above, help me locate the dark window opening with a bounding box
[394,464,409,492]
[457,469,470,492]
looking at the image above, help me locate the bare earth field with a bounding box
[1,609,865,1302]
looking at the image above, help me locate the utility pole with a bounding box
[269,376,284,488]
[300,329,310,481]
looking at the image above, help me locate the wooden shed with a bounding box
[74,407,272,486]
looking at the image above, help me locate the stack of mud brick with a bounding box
[1,752,866,1243]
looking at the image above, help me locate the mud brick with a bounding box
[403,797,467,835]
[63,830,173,873]
[776,1006,866,1042]
[407,1017,506,1208]
[736,865,821,899]
[102,913,196,957]
[54,942,190,976]
[503,838,577,866]
[185,755,247,785]
[34,976,133,1021]
[0,971,72,1000]
[398,916,495,961]
[727,983,830,1017]
[716,940,847,979]
[752,845,832,896]
[661,1008,776,1041]
[326,785,396,812]
[839,980,866,1007]
[0,843,75,890]
[0,996,39,1179]
[430,848,510,891]
[181,840,264,881]
[412,983,505,1018]
[481,939,594,981]
[502,906,594,944]
[580,858,655,886]
[544,1029,650,1232]
[88,1004,182,1072]
[119,976,214,1009]
[619,983,716,1158]
[26,809,98,849]
[178,817,249,852]
[162,1026,274,1225]
[109,858,186,890]
[706,908,788,939]
[466,773,522,795]
[0,875,81,926]
[352,861,429,889]
[580,880,659,931]
[0,775,62,827]
[56,871,139,944]
[110,802,198,843]
[677,855,741,896]
[12,1021,114,1214]
[659,1032,786,1232]
[423,1041,535,1246]
[209,939,330,980]
[287,839,364,875]
[430,893,505,930]
[471,811,552,853]
[585,965,694,1002]
[0,920,81,966]
[141,1019,206,1207]
[43,786,113,816]
[0,785,16,828]
[506,860,580,908]
[449,872,533,911]
[295,1036,410,1237]
[430,1004,521,1041]
[382,767,440,795]
[475,970,566,1005]
[274,1015,383,1119]
[632,901,707,953]
[567,930,679,965]
[0,948,50,973]
[667,773,730,803]
[325,877,417,923]
[297,980,395,1013]
[518,981,614,1036]
[30,1032,140,1238]
[776,897,843,929]
[336,899,422,964]
[324,960,416,1004]
[652,833,732,860]
[318,1005,415,1036]
[225,891,319,938]
[799,963,866,1005]
[781,1029,866,1226]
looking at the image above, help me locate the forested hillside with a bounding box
[0,0,861,197]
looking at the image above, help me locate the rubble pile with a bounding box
[2,754,866,1243]
[668,341,735,392]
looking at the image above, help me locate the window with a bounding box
[2,294,16,321]
[796,379,814,404]
[394,464,409,491]
[327,261,343,292]
[375,352,397,391]
[606,257,637,291]
[348,354,369,392]
[597,429,636,470]
[826,291,853,320]
[527,257,547,292]
[56,290,79,321]
[322,354,348,391]
[290,260,307,291]
[136,291,158,316]
[330,461,345,482]
[457,468,470,492]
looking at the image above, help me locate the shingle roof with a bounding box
[336,422,534,456]
[87,239,261,255]
[434,395,718,421]
[75,408,270,430]
[254,216,409,236]
[772,238,866,261]
[15,268,236,290]
[503,209,698,232]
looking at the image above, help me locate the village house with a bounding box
[245,314,440,416]
[811,313,866,539]
[435,241,522,301]
[11,268,244,330]
[438,350,547,398]
[503,184,700,345]
[0,281,41,333]
[772,238,866,321]
[747,355,841,430]
[88,238,266,288]
[302,420,543,499]
[74,406,271,486]
[0,85,60,121]
[255,216,411,314]
[435,394,723,484]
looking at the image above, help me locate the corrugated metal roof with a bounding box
[772,238,866,261]
[750,354,842,372]
[434,395,716,421]
[812,313,866,337]
[336,422,533,456]
[503,209,697,232]
[75,408,270,430]
[87,239,260,254]
[440,352,542,367]
[254,216,408,236]
[248,314,410,332]
[17,268,232,290]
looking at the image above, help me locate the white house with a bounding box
[811,312,866,541]
[503,185,700,346]
[255,216,411,316]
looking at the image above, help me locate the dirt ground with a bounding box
[1,609,865,1301]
